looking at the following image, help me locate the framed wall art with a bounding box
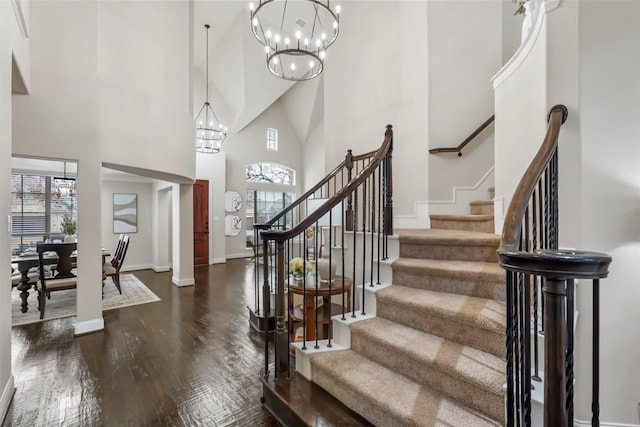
[113,193,137,233]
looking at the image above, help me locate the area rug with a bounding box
[11,274,160,326]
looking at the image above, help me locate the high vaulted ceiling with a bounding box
[192,1,323,143]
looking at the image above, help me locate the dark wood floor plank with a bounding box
[3,260,278,427]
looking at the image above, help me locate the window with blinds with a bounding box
[11,174,77,254]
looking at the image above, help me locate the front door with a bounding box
[193,180,209,266]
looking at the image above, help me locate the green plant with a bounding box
[513,0,527,15]
[61,212,76,235]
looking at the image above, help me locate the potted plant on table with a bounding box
[61,212,77,243]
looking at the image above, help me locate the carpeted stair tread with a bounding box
[376,285,505,357]
[391,258,505,300]
[310,349,502,426]
[398,229,500,262]
[350,317,505,422]
[393,258,503,282]
[398,228,500,246]
[430,214,494,222]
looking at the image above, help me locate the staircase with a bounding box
[306,191,506,425]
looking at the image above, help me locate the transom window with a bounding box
[267,128,278,151]
[246,162,294,185]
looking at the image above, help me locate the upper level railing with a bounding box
[429,115,494,156]
[497,105,611,427]
[256,125,393,382]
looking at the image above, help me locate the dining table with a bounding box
[11,248,110,314]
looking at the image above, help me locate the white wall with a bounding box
[324,1,429,221]
[223,100,304,258]
[11,0,195,334]
[494,1,640,423]
[101,179,154,270]
[574,1,640,422]
[1,0,29,418]
[427,0,501,202]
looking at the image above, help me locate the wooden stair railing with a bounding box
[497,105,612,427]
[249,128,392,334]
[256,125,393,395]
[429,114,494,156]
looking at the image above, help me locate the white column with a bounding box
[74,156,104,335]
[171,183,194,286]
[152,184,171,272]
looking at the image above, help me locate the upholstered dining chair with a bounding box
[36,242,78,319]
[104,235,129,294]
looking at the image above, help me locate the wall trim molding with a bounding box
[11,0,29,38]
[151,265,171,273]
[394,166,495,229]
[491,0,546,89]
[172,277,195,287]
[428,166,495,205]
[0,375,15,425]
[74,318,104,335]
[210,258,226,265]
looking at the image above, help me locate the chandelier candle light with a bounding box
[249,0,340,81]
[195,24,227,154]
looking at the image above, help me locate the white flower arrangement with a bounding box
[289,257,312,278]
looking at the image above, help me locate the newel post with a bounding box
[345,149,354,231]
[543,277,568,427]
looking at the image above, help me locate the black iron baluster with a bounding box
[531,190,541,383]
[327,208,333,348]
[352,189,358,318]
[341,200,347,321]
[370,170,376,288]
[566,279,575,425]
[592,279,600,427]
[263,238,270,379]
[314,222,320,350]
[377,163,382,285]
[361,179,367,315]
[551,149,559,250]
[515,271,522,427]
[506,270,515,427]
[254,228,260,315]
[302,236,307,350]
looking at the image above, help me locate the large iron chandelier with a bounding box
[249,0,341,81]
[195,24,227,154]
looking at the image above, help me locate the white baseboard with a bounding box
[121,264,154,272]
[210,258,226,265]
[226,252,252,260]
[74,318,104,335]
[575,420,640,427]
[151,265,171,273]
[0,375,15,424]
[172,276,195,287]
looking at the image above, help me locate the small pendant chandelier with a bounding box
[249,0,341,81]
[195,24,227,154]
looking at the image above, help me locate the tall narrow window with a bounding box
[267,128,278,151]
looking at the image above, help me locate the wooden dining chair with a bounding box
[104,235,129,294]
[36,242,78,320]
[105,234,125,268]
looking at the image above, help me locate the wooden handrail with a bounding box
[499,106,565,252]
[262,125,393,241]
[497,105,611,427]
[256,148,379,229]
[429,115,495,156]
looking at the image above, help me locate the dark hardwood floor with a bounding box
[3,259,279,426]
